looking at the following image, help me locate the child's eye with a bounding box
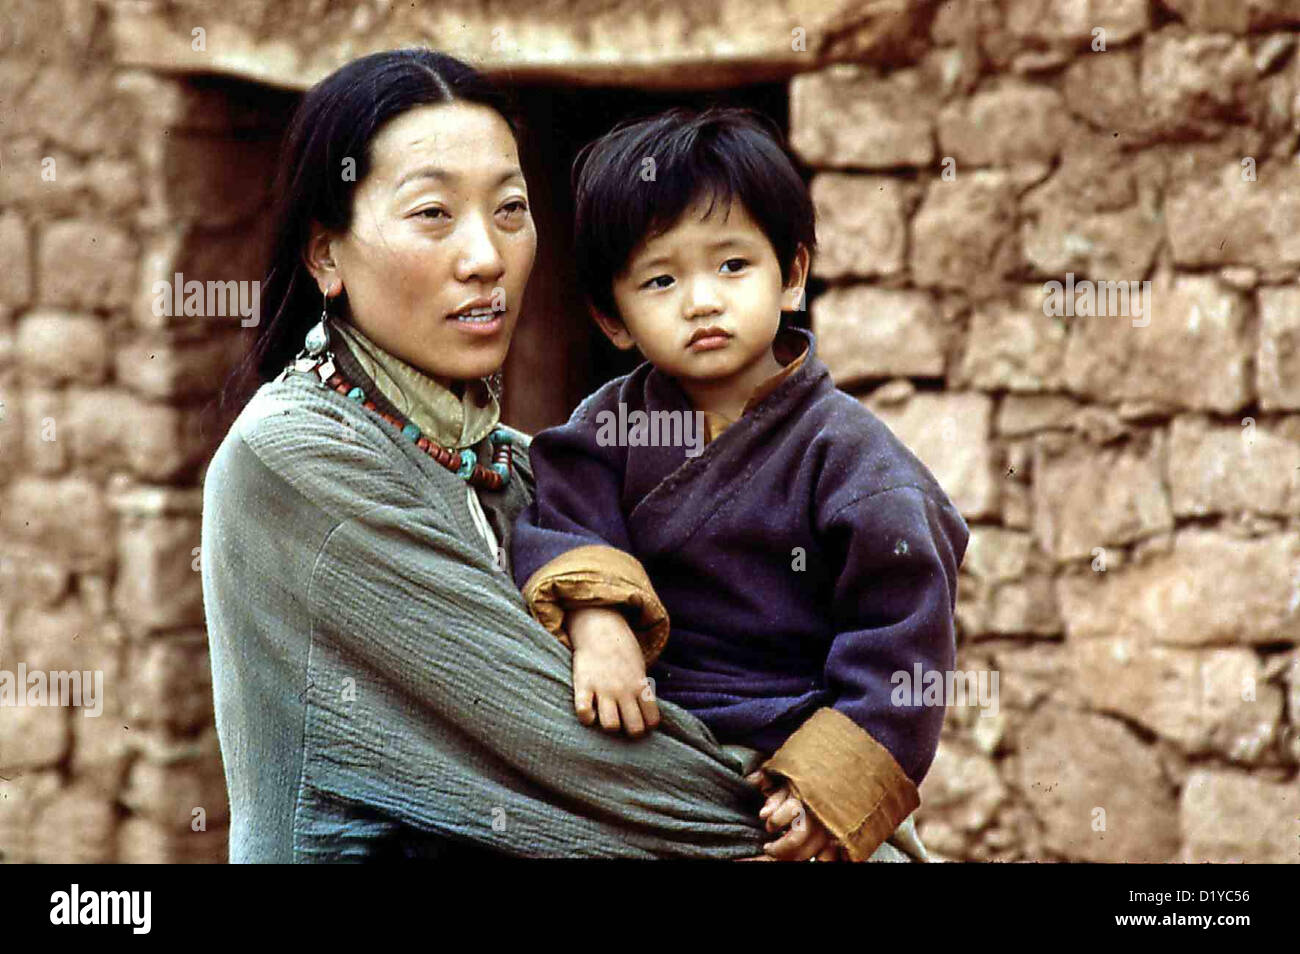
[641,275,674,290]
[720,258,748,274]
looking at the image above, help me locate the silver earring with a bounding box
[305,288,331,356]
[291,285,336,380]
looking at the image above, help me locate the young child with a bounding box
[511,108,969,862]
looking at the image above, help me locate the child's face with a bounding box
[597,198,807,397]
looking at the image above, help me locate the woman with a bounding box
[202,48,805,862]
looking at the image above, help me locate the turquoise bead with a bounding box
[489,428,512,446]
[402,422,421,441]
[457,448,477,479]
[490,462,510,480]
[347,387,365,402]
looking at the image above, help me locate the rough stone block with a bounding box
[812,286,945,383]
[64,389,212,481]
[30,786,117,863]
[113,515,205,631]
[1062,273,1252,413]
[19,389,67,474]
[1258,286,1300,410]
[121,754,229,829]
[1166,162,1300,270]
[1162,0,1300,33]
[1032,435,1173,561]
[1062,48,1149,138]
[1022,204,1163,285]
[1140,33,1257,135]
[987,575,1061,636]
[124,638,214,732]
[0,703,69,771]
[3,476,112,567]
[0,212,32,308]
[938,79,1070,166]
[864,391,996,519]
[117,816,228,863]
[16,310,110,383]
[1071,639,1283,759]
[809,174,906,279]
[115,333,247,400]
[996,394,1079,435]
[911,172,1018,296]
[37,220,137,311]
[0,771,61,864]
[1168,414,1300,517]
[961,285,1068,391]
[1004,0,1149,42]
[1018,705,1180,862]
[1180,770,1299,862]
[919,741,1006,834]
[791,67,936,169]
[1056,530,1300,645]
[963,527,1032,583]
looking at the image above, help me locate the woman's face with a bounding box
[315,101,536,382]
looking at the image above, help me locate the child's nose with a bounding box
[682,276,723,318]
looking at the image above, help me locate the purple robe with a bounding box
[512,328,969,786]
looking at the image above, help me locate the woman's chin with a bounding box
[413,352,506,385]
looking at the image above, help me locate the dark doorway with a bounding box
[502,81,799,434]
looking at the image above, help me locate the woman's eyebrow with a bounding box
[395,165,525,189]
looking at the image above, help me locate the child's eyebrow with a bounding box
[706,237,758,250]
[634,237,758,270]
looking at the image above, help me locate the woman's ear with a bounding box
[781,244,811,313]
[303,222,344,296]
[590,304,637,351]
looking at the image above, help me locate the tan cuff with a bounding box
[760,707,920,862]
[520,544,670,665]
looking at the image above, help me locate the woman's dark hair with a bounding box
[571,106,816,323]
[225,49,520,408]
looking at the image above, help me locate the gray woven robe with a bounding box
[201,367,776,861]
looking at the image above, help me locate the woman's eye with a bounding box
[415,207,450,221]
[720,258,748,273]
[498,199,528,216]
[641,275,674,290]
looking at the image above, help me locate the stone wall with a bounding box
[797,0,1300,862]
[0,2,293,862]
[0,0,1296,863]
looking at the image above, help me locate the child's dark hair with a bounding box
[571,106,816,321]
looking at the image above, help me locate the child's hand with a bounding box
[746,769,846,861]
[566,606,660,738]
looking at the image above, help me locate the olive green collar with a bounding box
[332,320,500,450]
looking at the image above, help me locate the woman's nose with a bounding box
[453,213,506,284]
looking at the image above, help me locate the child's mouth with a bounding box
[687,327,732,351]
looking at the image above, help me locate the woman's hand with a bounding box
[742,769,848,861]
[566,606,660,738]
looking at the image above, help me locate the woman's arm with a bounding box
[234,383,767,857]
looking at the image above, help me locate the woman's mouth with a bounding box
[448,304,504,335]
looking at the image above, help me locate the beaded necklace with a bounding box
[305,358,513,491]
[283,309,514,491]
